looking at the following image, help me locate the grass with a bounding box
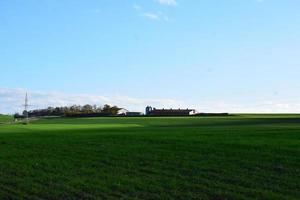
[0,115,13,123]
[0,115,299,199]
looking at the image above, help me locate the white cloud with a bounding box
[155,0,177,6]
[141,12,171,22]
[195,100,300,114]
[1,88,300,114]
[133,3,172,22]
[142,12,160,20]
[0,88,183,114]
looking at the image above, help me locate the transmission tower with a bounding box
[23,92,29,124]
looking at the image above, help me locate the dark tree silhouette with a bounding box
[14,104,123,118]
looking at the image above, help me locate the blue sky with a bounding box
[1,0,300,113]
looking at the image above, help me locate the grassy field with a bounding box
[0,115,299,199]
[0,115,13,123]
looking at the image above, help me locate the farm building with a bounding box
[118,109,143,116]
[125,112,143,116]
[145,106,195,116]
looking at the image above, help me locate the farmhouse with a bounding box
[125,112,143,116]
[145,106,195,116]
[118,109,143,116]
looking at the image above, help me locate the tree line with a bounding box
[14,104,122,118]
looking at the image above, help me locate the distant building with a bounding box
[118,109,143,116]
[145,106,195,116]
[125,112,143,116]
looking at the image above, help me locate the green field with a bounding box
[0,115,13,124]
[0,115,299,199]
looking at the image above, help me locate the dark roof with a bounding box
[152,108,194,112]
